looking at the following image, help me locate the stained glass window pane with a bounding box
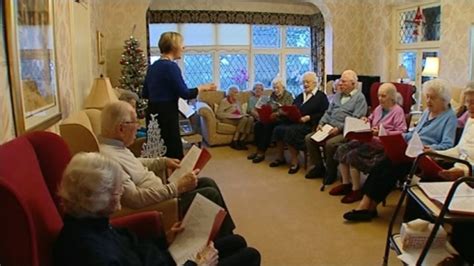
[252,25,280,48]
[219,54,248,90]
[399,10,417,44]
[254,54,279,88]
[183,54,213,88]
[422,6,441,42]
[286,54,311,96]
[286,26,310,48]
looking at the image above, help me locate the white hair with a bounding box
[464,81,474,95]
[302,71,318,83]
[252,82,264,91]
[422,79,451,106]
[271,75,286,89]
[341,70,358,83]
[59,152,123,218]
[379,83,400,104]
[101,101,134,137]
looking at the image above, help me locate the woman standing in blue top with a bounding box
[143,32,216,159]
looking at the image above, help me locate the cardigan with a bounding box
[437,117,474,175]
[99,137,178,209]
[319,89,368,130]
[404,109,457,151]
[216,97,242,120]
[369,104,407,135]
[293,90,329,126]
[142,59,198,103]
[53,215,192,266]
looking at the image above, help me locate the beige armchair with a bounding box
[59,109,178,231]
[197,90,272,146]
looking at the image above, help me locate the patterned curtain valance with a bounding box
[148,10,321,27]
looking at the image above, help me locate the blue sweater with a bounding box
[319,90,368,130]
[404,109,457,150]
[142,59,198,103]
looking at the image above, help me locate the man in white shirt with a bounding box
[99,101,235,237]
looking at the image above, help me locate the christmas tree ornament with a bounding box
[141,114,167,158]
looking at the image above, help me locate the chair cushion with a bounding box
[216,122,236,134]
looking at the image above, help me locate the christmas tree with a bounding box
[119,35,148,118]
[141,114,167,158]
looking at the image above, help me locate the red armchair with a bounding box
[0,131,164,266]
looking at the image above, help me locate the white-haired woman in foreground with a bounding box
[53,152,261,266]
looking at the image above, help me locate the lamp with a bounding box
[397,64,409,83]
[83,75,119,109]
[421,57,439,78]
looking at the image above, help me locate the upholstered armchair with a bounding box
[197,90,272,146]
[0,131,165,266]
[59,109,178,231]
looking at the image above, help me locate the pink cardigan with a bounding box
[369,104,407,135]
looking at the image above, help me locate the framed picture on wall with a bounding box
[3,0,61,135]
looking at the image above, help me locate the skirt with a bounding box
[333,139,386,173]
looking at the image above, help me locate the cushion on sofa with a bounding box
[216,122,237,134]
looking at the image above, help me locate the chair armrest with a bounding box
[196,102,217,144]
[110,211,164,238]
[111,198,179,233]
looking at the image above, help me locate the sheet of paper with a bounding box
[168,145,202,183]
[343,117,371,137]
[310,124,334,142]
[405,132,424,158]
[168,193,225,265]
[378,124,387,136]
[178,98,195,118]
[419,182,474,214]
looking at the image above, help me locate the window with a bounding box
[393,3,441,110]
[148,24,311,96]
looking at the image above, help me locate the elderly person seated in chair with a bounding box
[216,85,254,150]
[270,71,329,174]
[331,83,407,203]
[99,101,235,236]
[247,82,265,120]
[304,70,368,181]
[343,79,457,222]
[54,152,260,266]
[247,76,294,163]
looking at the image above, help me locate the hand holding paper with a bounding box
[310,124,334,142]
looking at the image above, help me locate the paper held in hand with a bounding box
[178,98,195,118]
[310,124,334,142]
[343,117,371,137]
[168,193,227,265]
[168,145,212,183]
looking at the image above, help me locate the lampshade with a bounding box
[83,75,119,109]
[422,57,439,77]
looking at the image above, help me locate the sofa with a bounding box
[196,90,272,146]
[59,109,178,231]
[0,131,165,266]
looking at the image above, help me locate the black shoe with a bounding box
[288,164,300,174]
[305,166,325,179]
[238,141,248,150]
[252,154,265,163]
[247,153,257,160]
[343,209,378,222]
[269,159,286,167]
[230,141,239,150]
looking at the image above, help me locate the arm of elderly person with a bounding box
[216,99,239,120]
[139,157,167,178]
[121,172,178,209]
[309,94,329,124]
[429,115,457,151]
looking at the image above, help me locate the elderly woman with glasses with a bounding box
[343,79,457,222]
[54,152,261,266]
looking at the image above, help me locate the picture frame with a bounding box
[4,0,61,135]
[97,30,105,65]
